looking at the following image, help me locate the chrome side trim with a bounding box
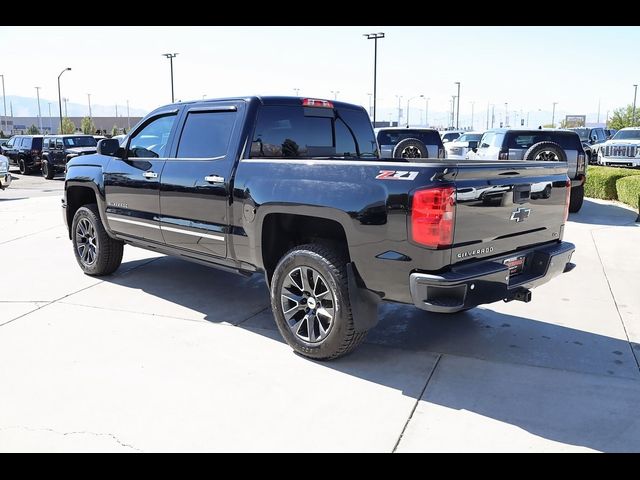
[160,225,225,242]
[107,216,160,229]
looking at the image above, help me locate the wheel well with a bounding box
[66,186,97,236]
[261,213,350,284]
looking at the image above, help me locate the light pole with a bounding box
[425,97,430,127]
[126,100,130,131]
[491,104,495,128]
[63,98,69,118]
[162,53,178,103]
[470,101,475,130]
[367,93,373,118]
[0,74,6,136]
[87,93,92,119]
[451,96,456,128]
[331,90,340,100]
[395,95,403,125]
[34,87,42,133]
[406,95,424,127]
[57,67,71,134]
[454,82,461,129]
[551,102,558,128]
[364,32,385,126]
[504,102,508,127]
[48,103,52,132]
[486,102,490,129]
[597,98,601,125]
[633,85,638,126]
[293,88,300,96]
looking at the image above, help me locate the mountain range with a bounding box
[0,95,149,118]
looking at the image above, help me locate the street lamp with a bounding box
[633,85,638,126]
[48,103,52,132]
[395,95,403,125]
[331,90,340,100]
[470,101,475,130]
[162,53,178,103]
[363,32,385,126]
[425,97,430,127]
[34,87,42,133]
[87,93,92,119]
[57,67,71,134]
[504,102,508,127]
[451,96,456,128]
[367,93,373,118]
[551,102,558,128]
[454,82,461,129]
[406,95,424,127]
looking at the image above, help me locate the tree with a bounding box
[543,123,554,128]
[27,124,40,134]
[60,117,75,134]
[81,116,96,135]
[609,104,636,130]
[111,124,119,137]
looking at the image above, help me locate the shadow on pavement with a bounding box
[101,254,640,452]
[570,198,638,226]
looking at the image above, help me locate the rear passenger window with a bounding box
[22,137,32,148]
[176,111,236,158]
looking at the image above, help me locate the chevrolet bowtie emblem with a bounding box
[510,207,531,222]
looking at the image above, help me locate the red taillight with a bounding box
[564,179,571,222]
[498,150,509,160]
[302,98,334,108]
[411,186,456,248]
[577,153,585,173]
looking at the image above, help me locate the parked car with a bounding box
[41,135,98,180]
[0,154,11,190]
[469,128,586,212]
[0,135,44,174]
[597,127,640,168]
[444,131,483,160]
[568,127,608,164]
[0,139,9,149]
[604,128,617,139]
[62,96,575,360]
[111,134,127,145]
[375,127,445,159]
[440,130,465,143]
[93,135,107,143]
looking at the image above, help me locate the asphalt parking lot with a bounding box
[1,169,640,452]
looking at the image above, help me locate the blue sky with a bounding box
[0,26,638,127]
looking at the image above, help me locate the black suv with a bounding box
[569,127,608,164]
[41,135,98,179]
[1,135,44,174]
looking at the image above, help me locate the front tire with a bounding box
[18,159,30,175]
[270,244,368,360]
[569,184,584,213]
[72,204,124,276]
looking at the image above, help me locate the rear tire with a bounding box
[392,138,428,159]
[270,243,368,360]
[569,184,584,213]
[42,161,55,179]
[523,141,567,163]
[72,204,124,276]
[18,159,30,175]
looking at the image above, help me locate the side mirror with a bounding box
[591,135,597,142]
[442,138,449,143]
[467,140,478,151]
[97,138,122,157]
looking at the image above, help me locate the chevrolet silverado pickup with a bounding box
[62,96,576,360]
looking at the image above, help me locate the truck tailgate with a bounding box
[451,161,568,265]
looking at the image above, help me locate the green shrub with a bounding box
[585,166,640,200]
[616,175,640,209]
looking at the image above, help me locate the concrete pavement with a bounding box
[1,170,639,452]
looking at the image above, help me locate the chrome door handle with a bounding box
[143,171,158,179]
[204,175,225,183]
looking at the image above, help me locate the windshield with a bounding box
[456,133,482,143]
[612,130,640,141]
[63,136,97,147]
[572,128,590,140]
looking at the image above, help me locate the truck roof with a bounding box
[160,96,364,110]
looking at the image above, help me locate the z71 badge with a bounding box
[375,170,419,181]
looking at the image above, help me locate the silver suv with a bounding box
[375,128,445,159]
[470,128,587,213]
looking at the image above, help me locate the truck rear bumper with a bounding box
[409,241,575,313]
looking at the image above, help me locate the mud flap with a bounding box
[347,263,381,332]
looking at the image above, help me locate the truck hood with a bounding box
[67,147,97,155]
[445,141,469,149]
[603,139,640,146]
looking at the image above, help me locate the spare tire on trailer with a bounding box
[392,138,428,159]
[523,141,567,162]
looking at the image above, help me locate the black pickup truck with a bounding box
[62,96,575,360]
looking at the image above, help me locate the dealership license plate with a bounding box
[503,255,526,276]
